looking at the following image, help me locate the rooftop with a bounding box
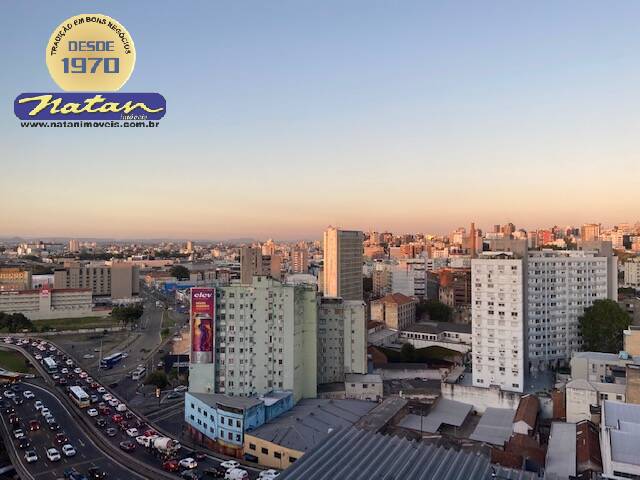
[603,400,640,467]
[353,396,407,433]
[398,398,472,433]
[546,422,577,479]
[514,395,539,427]
[345,374,382,384]
[469,407,516,446]
[374,292,415,305]
[403,321,472,335]
[247,398,375,452]
[277,427,540,480]
[187,392,263,410]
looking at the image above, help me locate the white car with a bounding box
[24,449,38,463]
[34,354,42,361]
[79,372,88,379]
[3,390,15,399]
[46,448,61,462]
[221,460,240,470]
[73,368,82,374]
[86,377,94,383]
[40,408,51,417]
[23,390,34,399]
[102,393,113,402]
[87,408,98,417]
[13,428,25,439]
[173,385,188,392]
[61,368,69,374]
[225,469,249,480]
[259,470,280,479]
[62,444,76,457]
[83,354,94,359]
[66,359,74,366]
[179,458,198,470]
[34,400,44,411]
[108,399,119,407]
[116,403,127,412]
[31,342,38,347]
[126,428,138,437]
[97,387,106,394]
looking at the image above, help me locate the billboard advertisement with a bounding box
[190,287,215,364]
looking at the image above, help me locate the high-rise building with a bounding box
[291,247,309,274]
[317,297,367,384]
[68,239,80,253]
[240,246,263,285]
[0,267,32,291]
[323,227,363,301]
[624,257,640,287]
[189,277,317,403]
[186,240,194,253]
[581,223,601,241]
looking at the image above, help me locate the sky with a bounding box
[1,1,639,240]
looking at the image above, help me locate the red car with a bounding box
[99,406,111,416]
[144,429,157,437]
[111,413,124,423]
[55,432,68,444]
[29,420,40,431]
[162,460,179,472]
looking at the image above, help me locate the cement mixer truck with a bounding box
[137,435,181,456]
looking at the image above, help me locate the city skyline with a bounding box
[2,1,640,238]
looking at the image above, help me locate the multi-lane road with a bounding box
[0,336,264,480]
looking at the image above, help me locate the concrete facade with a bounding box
[323,227,363,301]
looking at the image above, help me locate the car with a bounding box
[66,359,74,366]
[8,413,19,425]
[55,432,68,444]
[163,459,180,472]
[99,406,111,416]
[12,396,23,405]
[45,415,56,424]
[105,427,118,437]
[24,449,38,463]
[73,368,82,374]
[97,386,106,394]
[87,467,106,479]
[13,428,25,439]
[49,421,60,431]
[23,390,34,399]
[96,418,108,428]
[195,451,207,461]
[143,428,158,437]
[174,385,188,392]
[46,447,61,461]
[58,377,68,385]
[4,405,15,415]
[83,354,95,360]
[52,374,60,381]
[166,392,182,400]
[40,408,51,417]
[10,384,22,392]
[3,390,15,399]
[61,368,69,374]
[49,346,56,352]
[116,403,127,412]
[224,469,249,480]
[87,408,98,417]
[203,467,227,479]
[34,400,44,411]
[62,443,76,457]
[29,419,40,431]
[34,354,42,361]
[259,470,280,479]
[90,382,99,389]
[86,377,94,383]
[126,427,139,437]
[63,467,88,480]
[108,398,119,407]
[90,395,99,403]
[111,413,123,423]
[102,393,113,402]
[220,460,240,470]
[119,440,135,452]
[18,437,31,449]
[180,471,201,480]
[179,458,198,470]
[79,372,88,379]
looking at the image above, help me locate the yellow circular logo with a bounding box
[46,14,136,92]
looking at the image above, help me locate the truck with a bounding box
[144,436,182,456]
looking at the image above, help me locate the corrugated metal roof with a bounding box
[278,427,540,480]
[470,407,515,445]
[545,422,577,479]
[398,398,472,433]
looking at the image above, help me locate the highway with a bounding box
[0,337,264,480]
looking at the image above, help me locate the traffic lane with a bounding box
[13,382,140,480]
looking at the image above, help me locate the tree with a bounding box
[417,300,452,322]
[400,343,416,362]
[579,299,631,353]
[0,312,35,333]
[145,371,168,389]
[170,265,190,281]
[111,304,144,327]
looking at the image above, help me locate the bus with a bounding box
[43,357,57,374]
[69,386,90,408]
[100,352,125,369]
[131,366,146,381]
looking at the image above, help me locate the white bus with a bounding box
[131,366,146,381]
[69,386,90,408]
[43,357,57,374]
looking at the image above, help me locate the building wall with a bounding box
[441,382,522,414]
[566,385,598,423]
[323,227,363,301]
[345,380,383,401]
[624,258,640,287]
[627,365,640,405]
[0,288,93,320]
[243,434,303,470]
[53,263,139,298]
[472,256,525,393]
[0,267,31,291]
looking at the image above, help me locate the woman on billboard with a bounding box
[191,313,213,363]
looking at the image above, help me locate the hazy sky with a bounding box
[1,1,639,240]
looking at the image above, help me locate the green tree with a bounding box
[170,265,190,280]
[0,312,35,333]
[579,299,631,353]
[145,371,168,389]
[400,343,416,362]
[417,300,452,322]
[111,304,144,327]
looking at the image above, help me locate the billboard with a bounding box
[190,288,215,364]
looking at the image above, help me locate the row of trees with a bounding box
[416,300,452,322]
[111,304,144,326]
[0,312,35,333]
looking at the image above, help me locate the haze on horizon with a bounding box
[1,1,639,240]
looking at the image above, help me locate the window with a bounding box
[289,457,297,463]
[261,447,269,455]
[249,443,256,451]
[274,452,281,459]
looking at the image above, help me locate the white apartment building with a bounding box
[189,277,317,403]
[624,257,640,287]
[0,286,94,320]
[323,227,363,301]
[472,253,525,392]
[373,259,427,299]
[317,297,367,384]
[527,250,610,370]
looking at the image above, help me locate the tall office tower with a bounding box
[291,247,309,274]
[625,258,640,287]
[186,240,194,253]
[261,239,276,257]
[68,239,80,253]
[323,227,363,301]
[472,253,526,393]
[317,297,367,384]
[581,223,601,241]
[240,246,263,284]
[501,223,516,238]
[189,276,317,402]
[263,254,282,281]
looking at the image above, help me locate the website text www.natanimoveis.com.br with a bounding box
[20,120,160,128]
